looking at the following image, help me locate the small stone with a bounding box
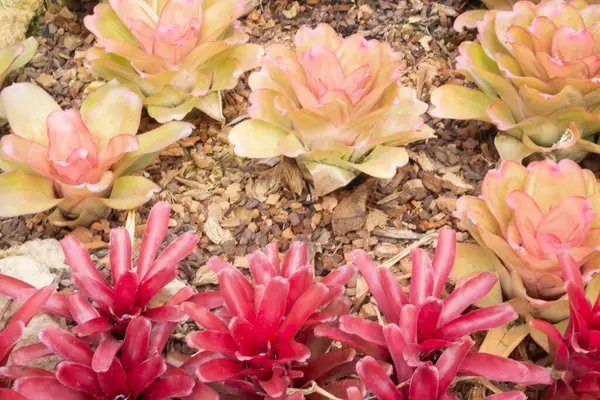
[436,196,458,213]
[321,196,338,213]
[374,242,400,258]
[402,179,427,201]
[282,228,294,240]
[282,1,300,19]
[289,212,300,227]
[442,172,474,195]
[266,193,280,205]
[36,73,57,87]
[63,35,81,51]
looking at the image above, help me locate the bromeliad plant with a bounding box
[530,252,600,399]
[1,316,197,399]
[356,342,534,400]
[316,228,552,398]
[0,37,37,121]
[453,160,600,323]
[84,0,263,123]
[228,23,434,196]
[59,201,199,331]
[180,241,362,399]
[0,81,193,226]
[431,0,600,162]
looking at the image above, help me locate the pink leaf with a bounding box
[438,272,497,327]
[409,248,434,306]
[61,235,110,288]
[255,276,289,344]
[91,336,123,373]
[56,362,102,397]
[121,316,151,373]
[356,356,402,400]
[181,302,228,332]
[109,227,132,286]
[435,304,517,340]
[278,283,329,342]
[139,375,195,400]
[195,358,244,382]
[13,377,91,400]
[409,362,438,400]
[248,250,278,286]
[339,316,385,347]
[137,202,170,280]
[143,231,199,283]
[281,241,308,278]
[431,228,456,297]
[128,356,167,398]
[186,331,238,356]
[39,326,94,366]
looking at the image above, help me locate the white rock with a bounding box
[0,0,44,48]
[0,239,68,370]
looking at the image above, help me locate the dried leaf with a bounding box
[193,265,219,286]
[332,180,374,235]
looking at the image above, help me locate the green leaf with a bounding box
[100,176,160,209]
[0,171,60,217]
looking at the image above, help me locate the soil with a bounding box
[0,0,552,398]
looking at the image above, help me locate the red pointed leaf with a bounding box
[255,276,289,344]
[10,343,53,366]
[218,268,255,323]
[121,316,151,373]
[339,316,385,347]
[281,241,308,278]
[409,248,434,306]
[143,231,198,283]
[56,362,102,397]
[356,356,402,400]
[438,272,497,327]
[248,250,278,286]
[431,228,456,297]
[128,356,167,398]
[39,326,93,366]
[278,283,329,342]
[109,227,132,286]
[70,273,115,314]
[139,375,195,400]
[135,263,178,311]
[181,302,228,333]
[67,292,100,325]
[409,362,438,400]
[143,305,186,322]
[97,357,129,398]
[61,236,110,287]
[382,324,411,383]
[137,202,171,280]
[349,250,397,324]
[435,304,517,340]
[13,377,90,400]
[71,317,113,337]
[8,285,54,328]
[195,358,244,382]
[275,341,311,363]
[92,336,123,373]
[186,331,237,356]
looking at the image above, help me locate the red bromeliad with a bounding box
[59,201,199,331]
[0,316,196,400]
[181,241,361,399]
[316,228,552,398]
[530,252,600,399]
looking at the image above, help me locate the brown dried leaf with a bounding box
[332,180,374,236]
[365,209,388,232]
[193,265,219,286]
